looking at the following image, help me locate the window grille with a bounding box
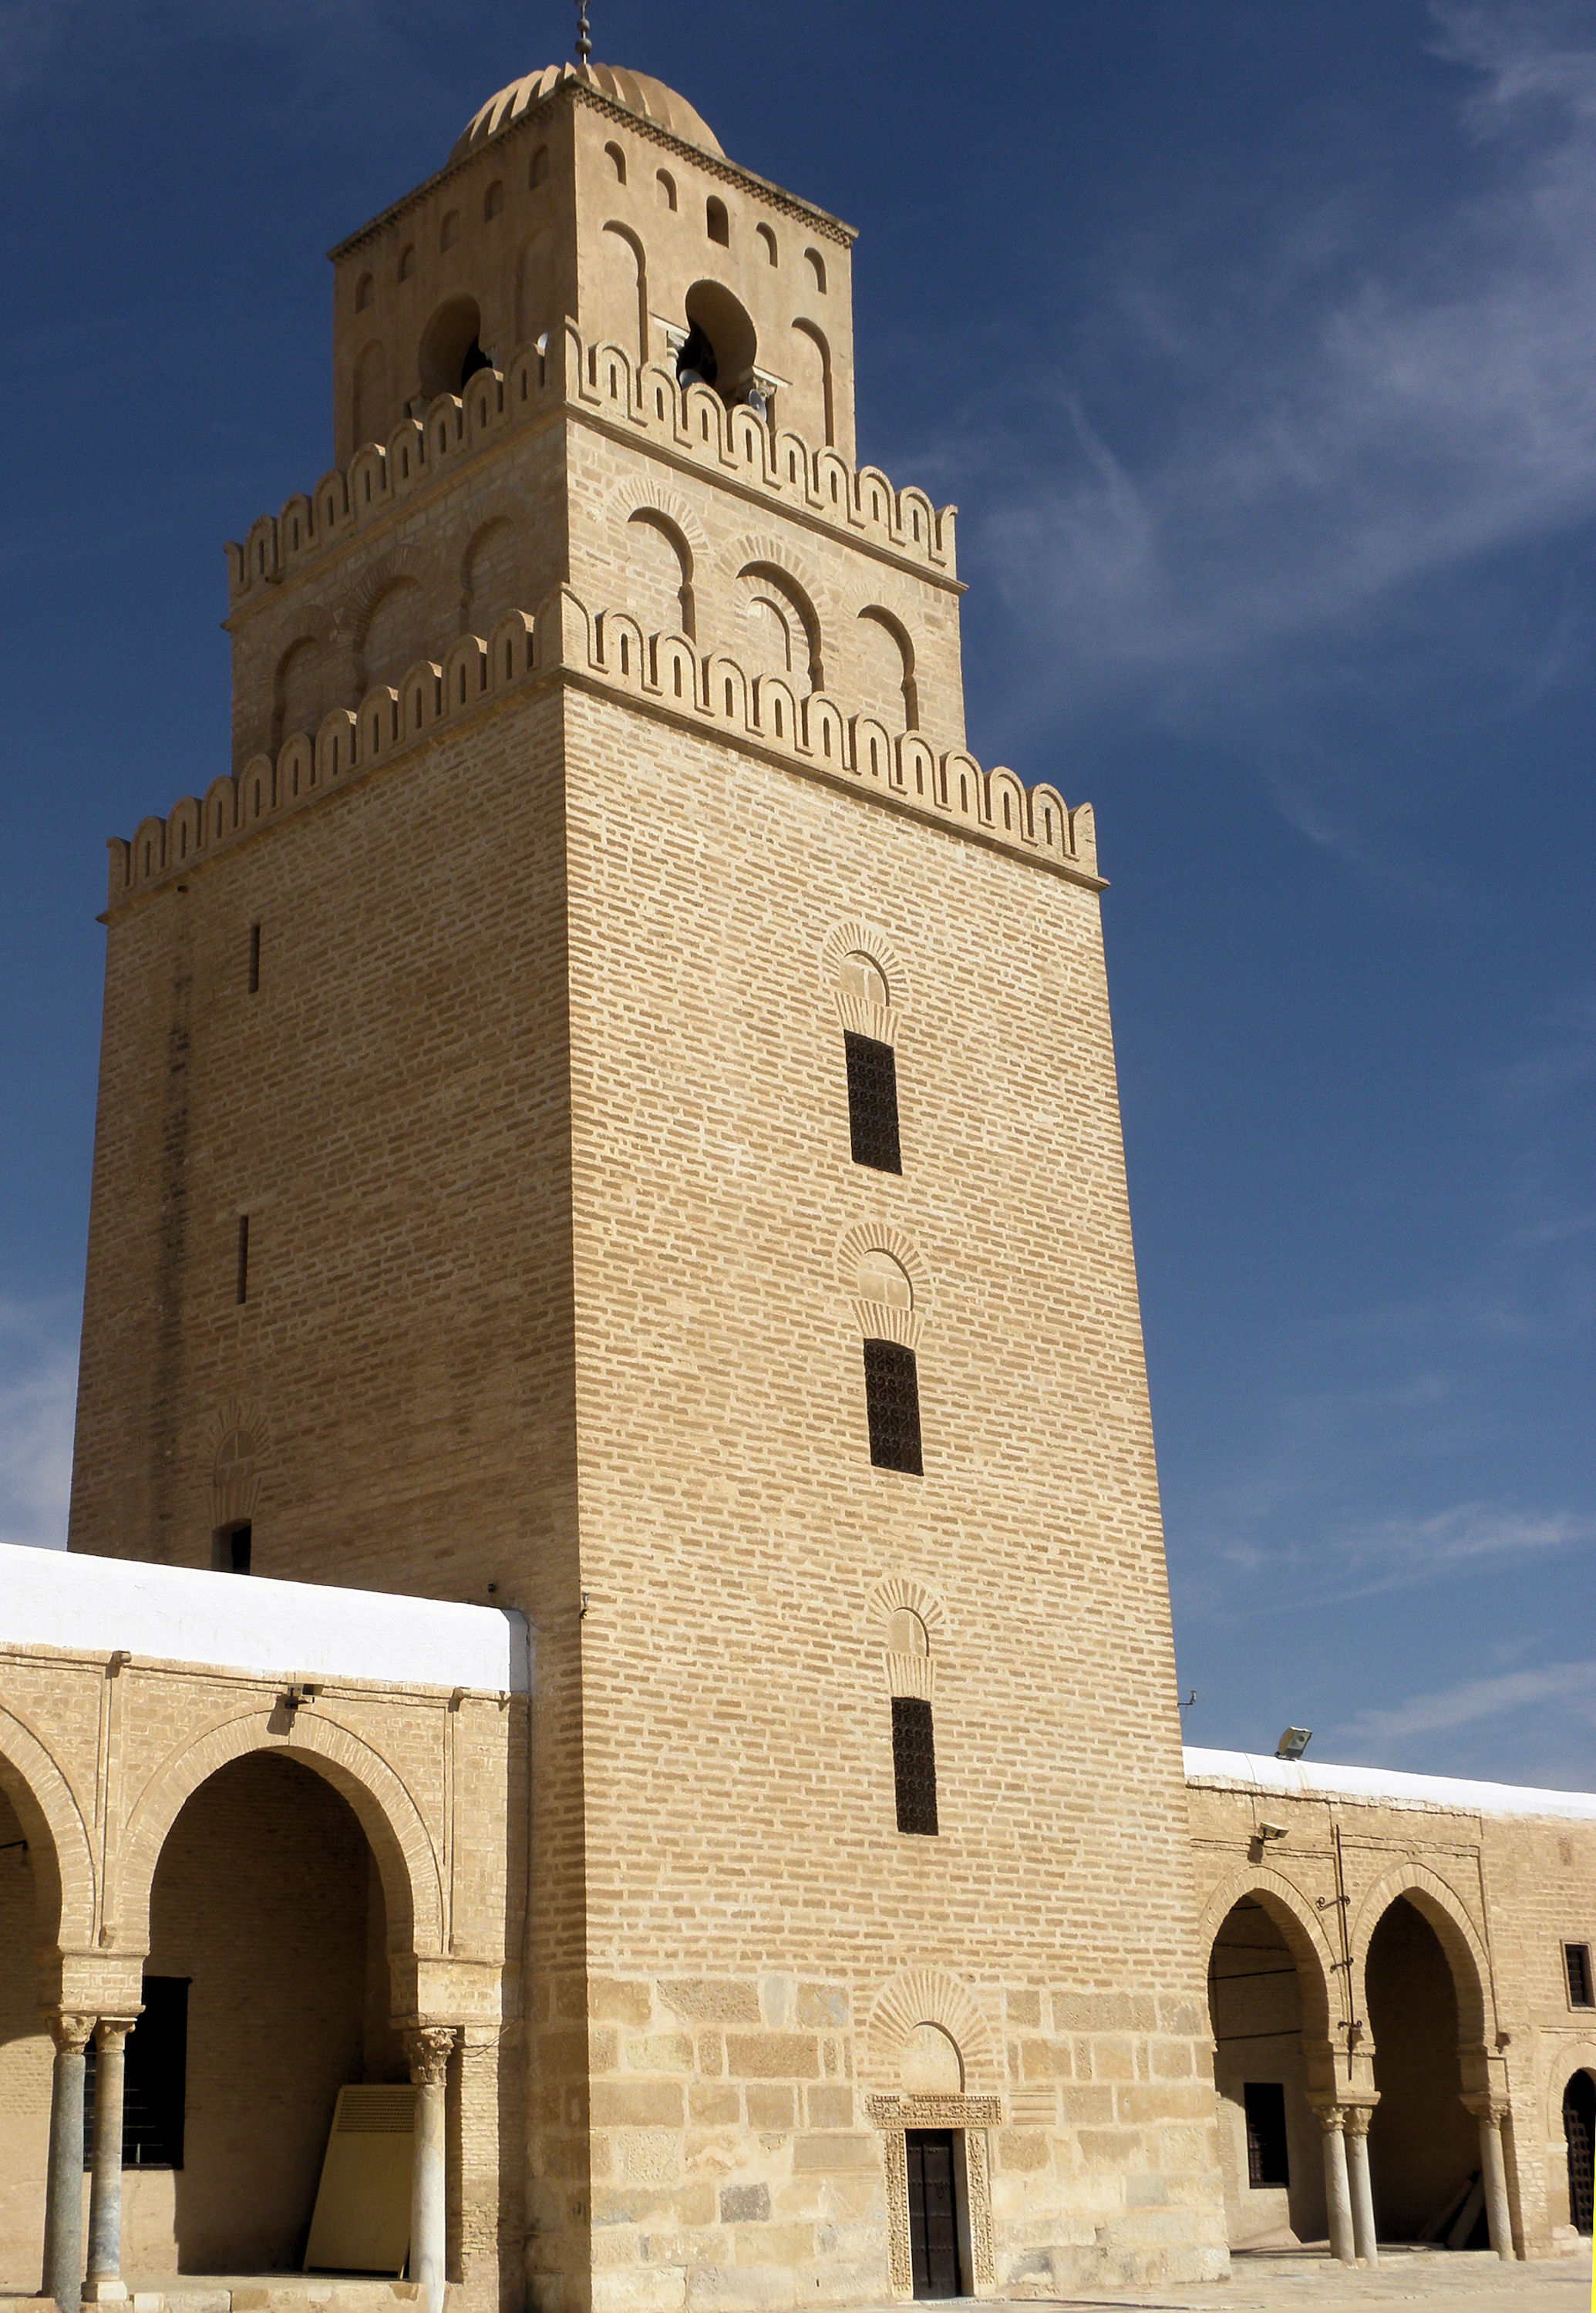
[235,1215,250,1305]
[843,1033,901,1173]
[863,1338,922,1473]
[1567,1944,1594,2008]
[1243,2082,1289,2188]
[247,922,261,994]
[84,1978,189,2171]
[891,1695,938,1835]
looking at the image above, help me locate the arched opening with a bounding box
[418,295,487,399]
[790,318,833,446]
[272,637,325,754]
[705,196,729,246]
[1564,2070,1594,2235]
[0,1776,49,2275]
[352,341,389,454]
[597,224,648,366]
[678,280,757,407]
[1207,1897,1328,2251]
[461,517,524,636]
[1365,1897,1483,2244]
[116,1751,406,2278]
[360,577,429,695]
[857,608,918,728]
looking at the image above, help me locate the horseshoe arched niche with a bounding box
[864,1969,1001,2298]
[836,1222,931,1351]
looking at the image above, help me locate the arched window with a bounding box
[397,244,416,283]
[529,145,550,189]
[863,1340,921,1474]
[604,140,627,184]
[705,196,729,246]
[483,180,503,221]
[804,247,827,293]
[845,1035,901,1173]
[656,167,677,210]
[355,272,374,312]
[439,210,460,253]
[756,223,778,267]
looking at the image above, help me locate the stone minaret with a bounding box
[69,59,1226,2306]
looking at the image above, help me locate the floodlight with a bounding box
[1275,1727,1312,1761]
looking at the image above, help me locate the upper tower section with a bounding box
[328,61,858,470]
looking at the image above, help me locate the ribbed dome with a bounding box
[450,62,722,166]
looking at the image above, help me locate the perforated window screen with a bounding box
[863,1338,922,1473]
[891,1695,938,1836]
[1567,1944,1593,2008]
[1243,2082,1289,2188]
[843,1034,902,1173]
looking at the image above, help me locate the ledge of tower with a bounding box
[450,61,723,164]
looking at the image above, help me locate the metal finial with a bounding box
[575,0,592,62]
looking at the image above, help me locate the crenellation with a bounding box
[109,589,1097,912]
[224,325,956,618]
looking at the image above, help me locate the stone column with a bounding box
[1315,2105,1356,2266]
[1466,2096,1516,2261]
[1344,2105,1378,2267]
[83,2018,139,2305]
[405,2025,457,2313]
[42,2012,96,2313]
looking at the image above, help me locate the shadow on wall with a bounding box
[1366,1899,1482,2245]
[0,1785,49,2288]
[129,1753,402,2275]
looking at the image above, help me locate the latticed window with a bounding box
[1567,1944,1594,2008]
[1243,2082,1289,2188]
[84,1978,189,2171]
[892,1695,938,1835]
[863,1338,922,1473]
[843,1033,901,1173]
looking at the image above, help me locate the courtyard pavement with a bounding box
[1029,2242,1593,2308]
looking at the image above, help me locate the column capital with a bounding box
[1309,2099,1347,2133]
[404,2023,459,2087]
[48,2012,96,2055]
[1342,2101,1378,2137]
[1463,2092,1512,2129]
[93,2015,140,2052]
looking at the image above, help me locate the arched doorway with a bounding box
[1207,1897,1327,2248]
[1564,2071,1594,2236]
[118,1752,406,2278]
[1365,1897,1483,2244]
[0,1779,48,2284]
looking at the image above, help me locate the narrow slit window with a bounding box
[84,1978,190,2171]
[247,922,261,994]
[844,1033,901,1173]
[235,1215,250,1305]
[1568,1944,1594,2008]
[891,1695,938,1835]
[863,1338,922,1473]
[1243,2083,1290,2188]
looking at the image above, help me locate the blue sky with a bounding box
[1,1,1592,1786]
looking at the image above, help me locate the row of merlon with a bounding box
[227,322,956,601]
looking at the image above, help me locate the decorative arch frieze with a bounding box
[119,1707,444,1969]
[864,1967,999,2096]
[1350,1860,1497,2055]
[833,1221,932,1348]
[0,1702,98,1954]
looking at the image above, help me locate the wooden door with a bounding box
[1565,2072,1594,2236]
[906,2130,962,2299]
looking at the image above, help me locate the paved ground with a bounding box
[1032,2243,1593,2309]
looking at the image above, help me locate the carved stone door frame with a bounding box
[867,2092,1000,2300]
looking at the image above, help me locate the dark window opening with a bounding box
[864,1338,922,1474]
[1568,1944,1594,2008]
[84,1978,189,2171]
[459,335,491,390]
[211,1521,251,1574]
[675,322,717,390]
[891,1695,938,1837]
[904,2130,962,2298]
[1565,2071,1595,2235]
[235,1215,250,1305]
[247,922,261,994]
[844,1033,901,1173]
[1243,2082,1290,2189]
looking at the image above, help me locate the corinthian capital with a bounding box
[404,2024,459,2086]
[48,2011,96,2055]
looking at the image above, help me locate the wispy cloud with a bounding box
[0,1297,77,1550]
[1341,1655,1596,1747]
[951,0,1596,726]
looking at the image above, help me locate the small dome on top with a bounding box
[450,62,722,166]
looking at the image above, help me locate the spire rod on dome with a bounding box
[574,0,591,63]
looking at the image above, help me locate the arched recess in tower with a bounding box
[418,294,490,399]
[736,562,821,691]
[678,281,757,406]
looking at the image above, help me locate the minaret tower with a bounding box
[69,59,1227,2307]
